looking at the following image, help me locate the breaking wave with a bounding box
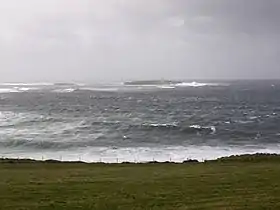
[140,123,216,134]
[53,88,77,93]
[123,80,227,89]
[0,138,102,150]
[0,88,20,93]
[0,87,40,93]
[0,80,280,163]
[0,83,54,86]
[79,87,119,92]
[175,82,220,87]
[0,81,228,94]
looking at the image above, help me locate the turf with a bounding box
[0,154,280,210]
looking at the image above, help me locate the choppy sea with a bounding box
[0,80,280,162]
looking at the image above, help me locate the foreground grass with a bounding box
[0,154,280,210]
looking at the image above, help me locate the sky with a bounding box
[0,0,280,83]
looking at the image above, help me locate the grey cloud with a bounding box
[0,0,280,82]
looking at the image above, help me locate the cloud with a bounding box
[0,0,280,82]
[167,16,185,27]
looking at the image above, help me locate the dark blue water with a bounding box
[0,80,279,162]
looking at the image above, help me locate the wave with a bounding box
[124,80,176,86]
[140,123,216,134]
[0,117,62,129]
[1,83,54,86]
[0,111,64,129]
[156,85,176,89]
[52,88,77,93]
[53,83,78,86]
[0,87,39,93]
[0,83,84,93]
[79,87,119,92]
[145,123,178,128]
[123,80,226,89]
[0,133,103,150]
[0,139,84,150]
[189,125,216,134]
[175,82,220,87]
[0,139,61,149]
[0,88,20,93]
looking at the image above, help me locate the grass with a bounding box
[0,154,280,210]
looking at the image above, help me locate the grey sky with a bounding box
[0,0,279,83]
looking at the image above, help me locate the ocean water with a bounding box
[0,80,280,162]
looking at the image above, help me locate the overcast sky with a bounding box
[0,0,279,83]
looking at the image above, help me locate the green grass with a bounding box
[0,154,280,210]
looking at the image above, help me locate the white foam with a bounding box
[175,81,220,87]
[147,122,178,127]
[1,83,53,86]
[53,88,76,93]
[0,87,39,93]
[189,125,216,134]
[18,87,39,91]
[123,81,226,89]
[80,87,119,92]
[0,88,20,93]
[0,111,42,128]
[157,85,175,89]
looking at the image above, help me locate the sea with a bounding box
[0,80,279,162]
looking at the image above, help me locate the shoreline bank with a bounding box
[1,153,280,164]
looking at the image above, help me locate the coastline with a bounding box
[1,153,280,209]
[1,153,279,164]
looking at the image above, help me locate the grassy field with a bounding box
[0,154,280,210]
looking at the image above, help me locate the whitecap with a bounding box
[53,88,76,93]
[148,122,178,127]
[0,88,20,93]
[17,87,39,91]
[0,87,39,93]
[157,85,175,89]
[1,83,53,86]
[80,87,119,92]
[189,125,216,134]
[175,81,220,87]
